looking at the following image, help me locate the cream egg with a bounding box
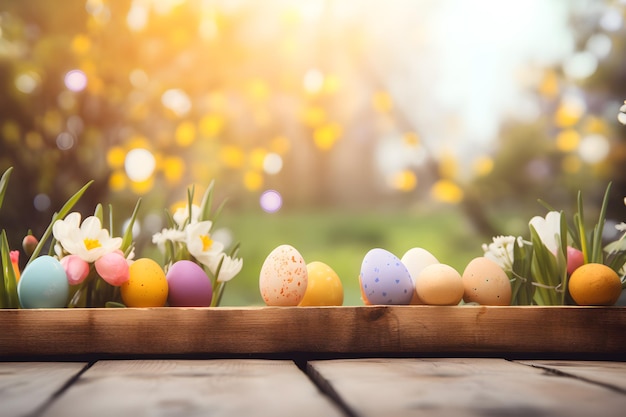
[415,263,464,306]
[401,247,440,304]
[462,257,512,305]
[259,244,308,306]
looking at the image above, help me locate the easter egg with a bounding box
[401,247,440,304]
[298,261,343,306]
[166,260,213,307]
[462,257,512,305]
[18,255,69,308]
[359,248,413,305]
[415,263,464,306]
[259,244,308,306]
[121,258,168,307]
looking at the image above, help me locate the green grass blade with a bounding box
[0,166,13,212]
[121,198,142,252]
[1,230,20,308]
[200,180,215,221]
[591,182,612,264]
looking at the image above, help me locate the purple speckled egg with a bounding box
[166,260,213,307]
[359,248,414,305]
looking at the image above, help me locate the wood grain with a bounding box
[0,362,88,417]
[307,358,626,417]
[1,306,625,357]
[40,359,343,417]
[517,360,626,392]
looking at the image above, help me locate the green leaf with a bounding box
[94,203,104,224]
[1,230,19,308]
[200,180,215,222]
[105,301,126,308]
[0,166,13,212]
[591,182,611,264]
[27,180,93,265]
[121,198,142,252]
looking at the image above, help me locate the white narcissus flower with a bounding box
[152,228,186,253]
[482,235,523,271]
[173,204,201,228]
[214,254,243,283]
[186,220,224,268]
[53,213,122,263]
[529,211,562,254]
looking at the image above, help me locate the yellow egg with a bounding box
[299,261,344,306]
[415,263,463,306]
[121,258,169,307]
[462,257,511,305]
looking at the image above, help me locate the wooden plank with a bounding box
[517,360,626,392]
[307,358,626,417]
[0,362,88,417]
[40,359,343,417]
[1,306,625,357]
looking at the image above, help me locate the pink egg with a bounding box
[166,260,213,307]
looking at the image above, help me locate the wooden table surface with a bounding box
[2,358,626,417]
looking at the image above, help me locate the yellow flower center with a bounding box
[84,238,102,251]
[200,234,213,252]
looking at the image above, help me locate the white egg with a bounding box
[401,247,440,304]
[259,245,308,306]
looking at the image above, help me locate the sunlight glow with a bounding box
[125,148,156,182]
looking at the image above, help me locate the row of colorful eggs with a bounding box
[16,255,215,308]
[259,245,511,306]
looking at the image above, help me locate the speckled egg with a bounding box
[359,248,413,305]
[298,261,343,306]
[415,263,464,306]
[259,244,308,306]
[121,258,169,307]
[166,260,213,307]
[462,257,512,305]
[401,247,440,304]
[17,255,69,308]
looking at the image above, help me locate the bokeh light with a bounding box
[260,190,283,213]
[33,193,51,212]
[64,70,87,92]
[124,148,156,182]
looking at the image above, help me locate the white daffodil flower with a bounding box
[214,254,243,283]
[529,211,562,254]
[151,228,186,253]
[482,235,523,271]
[173,204,201,228]
[53,213,122,263]
[186,220,224,268]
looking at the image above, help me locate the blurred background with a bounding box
[0,0,625,305]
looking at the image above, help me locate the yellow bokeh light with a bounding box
[129,177,154,195]
[372,91,393,114]
[2,120,20,146]
[247,79,269,101]
[302,106,326,127]
[72,34,91,55]
[313,123,342,151]
[163,156,185,185]
[556,129,580,152]
[473,156,494,177]
[220,145,245,168]
[199,114,224,137]
[431,180,464,204]
[403,132,420,147]
[390,170,417,192]
[106,146,126,169]
[270,135,291,155]
[128,135,151,149]
[243,170,263,191]
[42,110,63,136]
[561,154,582,174]
[438,153,458,179]
[583,116,608,135]
[322,74,341,95]
[108,170,127,192]
[538,69,559,98]
[554,101,584,128]
[175,121,196,147]
[25,131,43,150]
[249,147,267,170]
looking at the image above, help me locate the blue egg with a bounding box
[359,248,414,305]
[18,255,69,308]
